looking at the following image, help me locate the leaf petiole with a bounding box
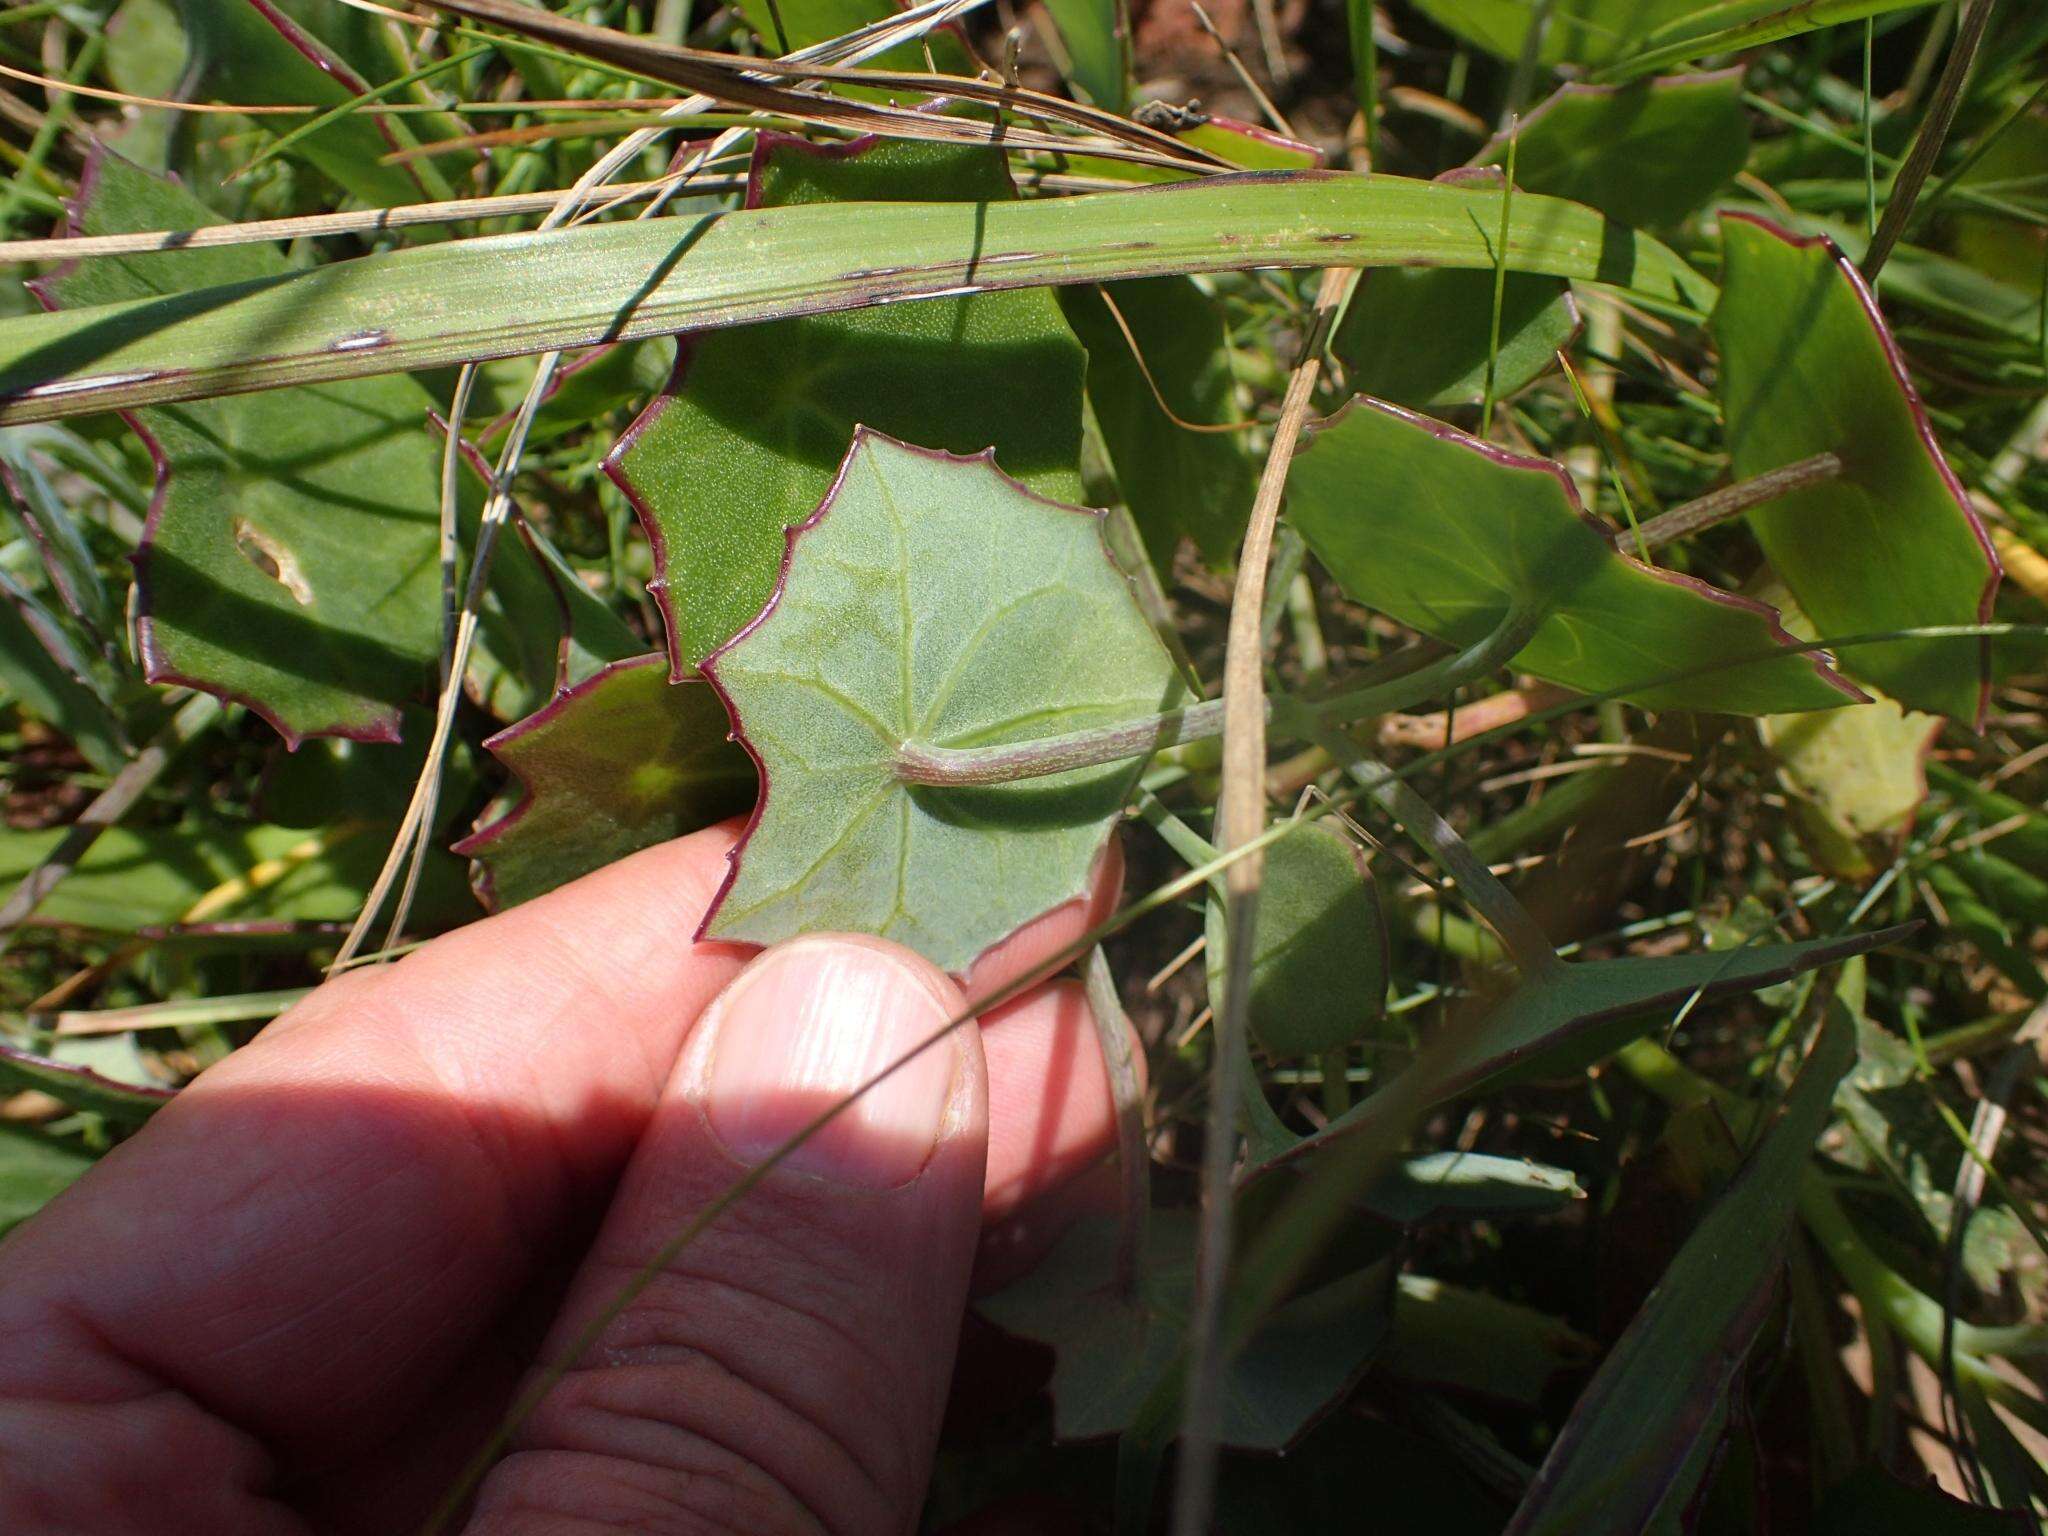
[893,607,1544,788]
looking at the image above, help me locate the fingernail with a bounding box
[702,939,962,1189]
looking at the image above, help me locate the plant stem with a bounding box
[1863,0,2000,281]
[1633,451,1844,552]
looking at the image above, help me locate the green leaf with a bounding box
[1250,924,1911,1178]
[457,654,755,908]
[0,172,1716,424]
[0,1043,173,1123]
[1501,1009,1856,1536]
[1926,761,2048,878]
[1285,396,1859,714]
[1068,114,1322,184]
[1923,863,2047,1002]
[1203,821,1387,1058]
[172,0,436,206]
[1360,1151,1585,1225]
[0,1121,96,1233]
[1412,0,1938,74]
[1059,276,1257,566]
[607,133,1086,667]
[1332,268,1578,412]
[1816,1466,2038,1535]
[38,152,632,742]
[980,1211,1389,1448]
[258,704,477,829]
[1383,1274,1596,1407]
[1473,73,1750,228]
[1409,0,1704,66]
[701,432,1183,973]
[39,152,444,743]
[1043,0,1127,110]
[1712,215,1998,723]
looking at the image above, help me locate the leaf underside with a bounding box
[1285,396,1859,715]
[702,432,1183,974]
[457,654,755,908]
[607,132,1086,670]
[1713,215,1999,724]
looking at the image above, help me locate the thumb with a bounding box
[464,933,989,1536]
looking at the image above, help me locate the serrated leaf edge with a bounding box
[1301,393,1868,705]
[693,427,1133,971]
[1717,210,2002,730]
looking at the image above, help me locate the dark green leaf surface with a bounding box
[1203,820,1386,1057]
[1042,0,1125,109]
[1333,267,1577,411]
[980,1212,1388,1448]
[0,173,1716,424]
[1409,0,1702,66]
[607,134,1086,667]
[1252,924,1910,1177]
[1285,397,1858,714]
[1502,1010,1855,1535]
[457,654,755,908]
[40,153,444,744]
[40,154,630,742]
[1712,215,1999,723]
[1473,73,1750,228]
[702,433,1182,973]
[1059,277,1256,566]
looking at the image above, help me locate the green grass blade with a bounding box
[0,172,1713,423]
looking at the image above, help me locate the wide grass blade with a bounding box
[0,172,1713,423]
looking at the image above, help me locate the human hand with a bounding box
[0,820,1131,1535]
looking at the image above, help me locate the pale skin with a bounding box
[0,820,1134,1535]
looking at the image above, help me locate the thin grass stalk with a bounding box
[1172,264,1357,1536]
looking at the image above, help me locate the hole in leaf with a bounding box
[232,518,313,606]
